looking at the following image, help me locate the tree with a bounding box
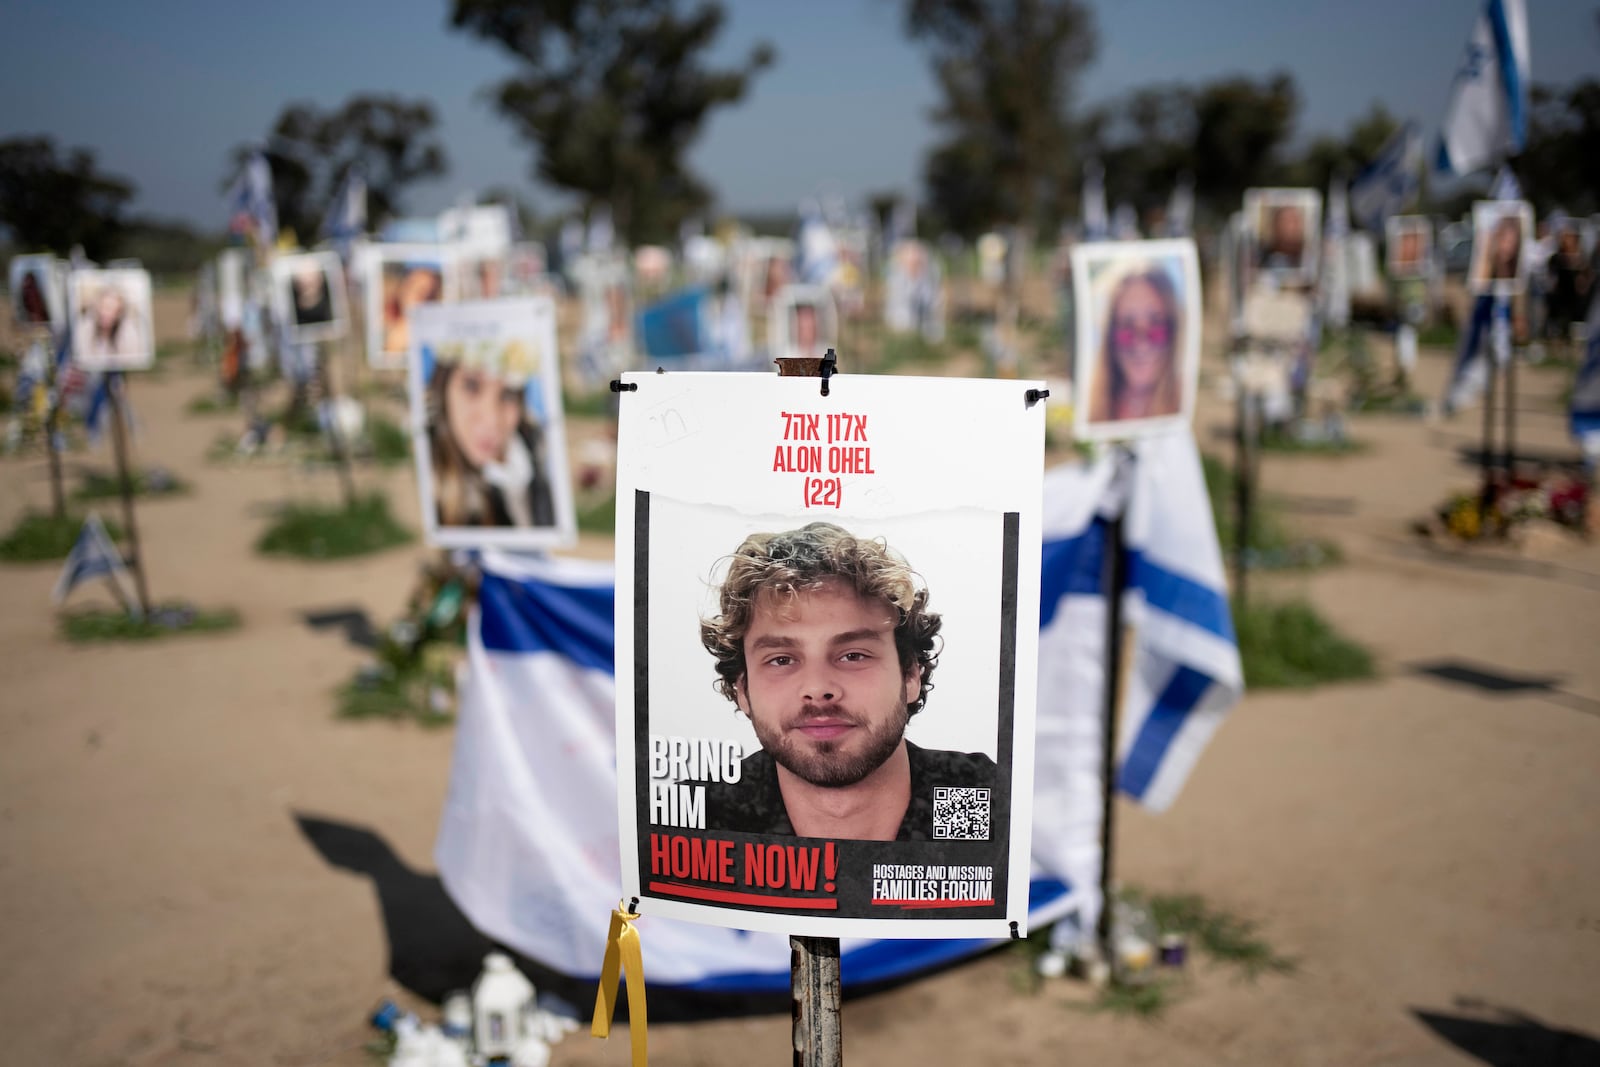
[225,94,448,242]
[0,137,135,259]
[1519,79,1600,215]
[1285,103,1401,194]
[1076,84,1196,226]
[1189,73,1300,220]
[903,0,1097,238]
[451,0,775,246]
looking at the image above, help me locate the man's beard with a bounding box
[752,700,910,788]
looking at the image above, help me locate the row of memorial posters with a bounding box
[7,257,156,373]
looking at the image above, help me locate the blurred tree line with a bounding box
[1,0,1595,271]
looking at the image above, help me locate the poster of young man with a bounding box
[767,284,838,361]
[1386,216,1434,280]
[365,244,458,369]
[68,268,154,372]
[614,371,1045,938]
[1070,238,1202,441]
[271,251,348,344]
[9,254,64,328]
[1468,200,1534,297]
[1244,188,1322,285]
[406,298,576,549]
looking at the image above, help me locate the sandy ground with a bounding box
[0,287,1597,1067]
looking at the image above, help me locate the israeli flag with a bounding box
[224,148,278,248]
[1572,290,1600,462]
[795,201,840,287]
[436,553,1082,992]
[1350,123,1422,234]
[52,513,139,615]
[321,165,367,259]
[1082,160,1109,241]
[1436,0,1530,177]
[435,433,1240,986]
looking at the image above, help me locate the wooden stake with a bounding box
[106,375,151,616]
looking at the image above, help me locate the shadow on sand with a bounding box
[291,812,792,1021]
[1413,999,1600,1066]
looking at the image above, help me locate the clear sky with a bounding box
[1,0,1595,228]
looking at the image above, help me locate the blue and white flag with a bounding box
[436,432,1240,986]
[225,148,278,249]
[1571,290,1600,461]
[1488,165,1521,202]
[795,201,840,287]
[586,207,615,256]
[322,165,367,260]
[1082,161,1109,241]
[1443,294,1506,414]
[1350,122,1422,234]
[634,287,711,363]
[1436,0,1530,176]
[52,513,139,614]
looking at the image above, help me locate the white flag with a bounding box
[1437,0,1530,176]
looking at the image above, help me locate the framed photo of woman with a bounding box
[271,250,348,344]
[68,268,155,372]
[407,297,577,549]
[1070,238,1201,442]
[1468,200,1533,297]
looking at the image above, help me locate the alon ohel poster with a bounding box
[614,371,1045,938]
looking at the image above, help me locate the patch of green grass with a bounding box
[73,467,190,501]
[878,333,950,370]
[1202,454,1342,569]
[256,492,414,560]
[336,662,454,728]
[1234,598,1375,689]
[186,391,237,415]
[1090,978,1178,1018]
[564,390,617,418]
[59,603,240,642]
[365,414,411,467]
[577,491,616,535]
[276,403,322,439]
[0,512,123,562]
[1138,890,1297,979]
[1258,429,1368,455]
[1416,323,1460,349]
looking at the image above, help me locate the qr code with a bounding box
[933,787,991,840]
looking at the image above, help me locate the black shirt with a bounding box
[701,740,998,841]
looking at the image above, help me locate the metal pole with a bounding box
[791,935,842,1067]
[1096,453,1131,973]
[1233,378,1253,607]
[1501,297,1517,482]
[1478,317,1501,527]
[106,375,151,616]
[315,342,358,508]
[776,350,843,1067]
[43,330,66,520]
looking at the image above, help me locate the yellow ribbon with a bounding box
[591,902,648,1066]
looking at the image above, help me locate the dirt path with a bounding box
[0,294,1595,1066]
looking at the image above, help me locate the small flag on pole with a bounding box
[52,513,140,617]
[224,147,279,249]
[1436,0,1530,176]
[1349,122,1422,233]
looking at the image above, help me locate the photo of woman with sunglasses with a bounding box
[1071,239,1202,441]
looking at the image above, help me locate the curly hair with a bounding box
[699,522,941,716]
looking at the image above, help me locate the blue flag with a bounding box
[436,433,1240,987]
[1350,122,1422,234]
[1572,291,1600,461]
[52,513,138,615]
[1436,0,1530,176]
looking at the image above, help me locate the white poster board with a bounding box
[407,298,576,549]
[271,250,348,344]
[68,268,154,372]
[614,371,1044,938]
[1070,238,1202,441]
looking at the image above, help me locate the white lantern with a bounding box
[472,952,537,1060]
